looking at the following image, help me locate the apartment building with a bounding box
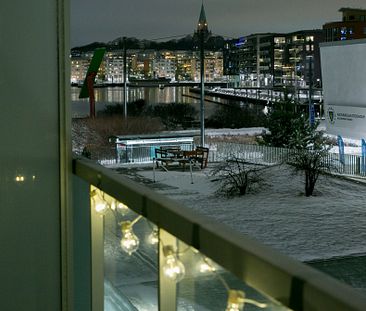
[323,8,366,42]
[223,30,323,87]
[70,49,224,83]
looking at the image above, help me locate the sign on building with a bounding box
[320,39,366,139]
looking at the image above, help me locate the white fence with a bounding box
[209,142,366,177]
[86,142,366,177]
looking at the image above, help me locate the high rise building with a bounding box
[323,8,366,42]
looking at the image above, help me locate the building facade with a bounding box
[323,8,366,42]
[223,30,323,88]
[70,49,224,83]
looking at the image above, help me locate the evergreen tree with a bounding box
[260,95,315,149]
[261,95,335,196]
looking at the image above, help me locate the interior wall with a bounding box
[0,0,69,309]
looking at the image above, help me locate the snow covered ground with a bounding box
[121,163,366,262]
[101,126,366,309]
[104,163,366,310]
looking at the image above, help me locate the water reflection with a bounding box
[71,86,239,118]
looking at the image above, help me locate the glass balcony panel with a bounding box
[158,230,291,311]
[91,188,159,310]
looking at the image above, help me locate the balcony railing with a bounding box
[72,156,366,310]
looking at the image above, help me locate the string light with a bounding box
[162,245,186,282]
[224,289,268,310]
[148,228,159,245]
[89,189,268,309]
[116,202,129,215]
[120,221,140,255]
[199,257,216,273]
[91,189,130,216]
[95,202,108,214]
[197,254,268,310]
[90,189,108,214]
[226,290,245,311]
[110,200,117,210]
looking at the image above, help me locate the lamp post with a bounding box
[308,55,315,126]
[199,30,205,146]
[123,37,128,119]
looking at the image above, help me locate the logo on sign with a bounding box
[327,107,336,124]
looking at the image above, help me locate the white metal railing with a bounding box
[90,142,366,178]
[73,156,366,311]
[209,142,366,177]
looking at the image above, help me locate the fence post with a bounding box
[356,156,360,175]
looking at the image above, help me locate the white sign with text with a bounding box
[320,39,366,139]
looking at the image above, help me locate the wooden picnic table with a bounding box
[154,146,209,170]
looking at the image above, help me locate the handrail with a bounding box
[73,156,366,310]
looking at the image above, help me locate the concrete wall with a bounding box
[0,0,70,310]
[320,39,366,139]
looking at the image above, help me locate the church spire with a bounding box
[197,3,208,33]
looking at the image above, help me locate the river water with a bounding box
[71,86,258,118]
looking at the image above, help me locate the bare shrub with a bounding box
[289,147,335,197]
[211,156,269,197]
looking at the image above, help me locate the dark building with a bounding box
[323,8,366,42]
[223,30,323,88]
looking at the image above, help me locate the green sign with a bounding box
[79,48,106,98]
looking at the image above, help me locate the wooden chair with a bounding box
[191,146,209,169]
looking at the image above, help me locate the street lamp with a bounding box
[123,37,128,119]
[199,30,205,146]
[307,55,315,126]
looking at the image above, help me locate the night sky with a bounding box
[71,0,365,47]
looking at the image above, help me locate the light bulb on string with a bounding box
[199,257,216,273]
[95,202,108,214]
[110,200,116,210]
[162,245,185,282]
[116,202,129,215]
[225,289,268,311]
[148,228,159,245]
[120,221,140,255]
[225,290,245,311]
[110,199,129,215]
[217,271,268,310]
[90,189,108,215]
